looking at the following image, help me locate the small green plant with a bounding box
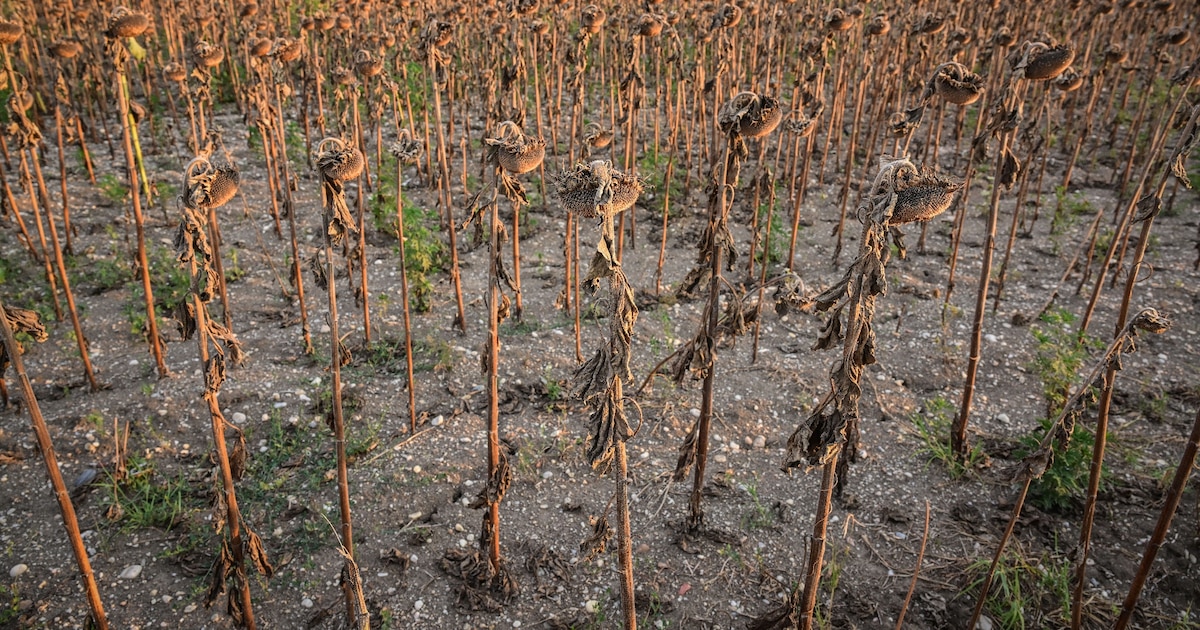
[0,583,20,625]
[752,183,788,266]
[910,396,984,477]
[371,155,447,312]
[83,411,105,432]
[638,149,685,218]
[961,549,1073,629]
[1029,309,1102,416]
[97,173,129,203]
[79,257,132,293]
[1016,417,1102,512]
[224,248,246,283]
[106,455,196,532]
[125,246,190,337]
[415,335,456,373]
[1050,187,1092,252]
[541,366,564,402]
[741,479,774,530]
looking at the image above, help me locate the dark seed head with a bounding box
[106,7,150,39]
[316,138,365,183]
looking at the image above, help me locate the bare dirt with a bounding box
[1,107,1198,630]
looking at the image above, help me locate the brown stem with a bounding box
[395,159,418,432]
[351,91,372,345]
[688,133,733,531]
[0,299,109,630]
[895,501,931,630]
[486,172,502,570]
[117,68,168,378]
[1072,104,1200,629]
[430,51,467,334]
[1114,404,1200,629]
[17,149,62,321]
[33,144,97,391]
[798,452,838,630]
[968,481,1031,630]
[952,129,1011,459]
[189,279,255,629]
[323,201,357,626]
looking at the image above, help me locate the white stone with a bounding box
[414,600,424,611]
[119,564,142,579]
[301,598,313,608]
[8,564,27,578]
[430,415,444,427]
[752,436,766,450]
[585,600,600,614]
[231,412,247,424]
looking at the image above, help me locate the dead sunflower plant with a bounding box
[557,159,645,630]
[175,158,268,630]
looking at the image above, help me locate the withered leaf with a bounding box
[579,512,613,562]
[999,147,1021,190]
[246,527,274,577]
[1133,194,1161,223]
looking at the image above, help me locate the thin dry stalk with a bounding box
[315,137,365,628]
[1114,404,1200,629]
[110,29,169,378]
[558,158,644,630]
[895,501,931,629]
[389,133,422,432]
[0,301,109,630]
[1072,103,1200,628]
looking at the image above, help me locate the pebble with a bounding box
[231,412,247,424]
[985,334,999,343]
[976,616,993,630]
[183,604,197,614]
[714,454,728,463]
[585,600,600,614]
[119,564,142,579]
[541,471,553,479]
[302,598,313,608]
[430,415,444,427]
[752,436,766,450]
[9,564,27,578]
[996,413,1010,424]
[414,600,424,611]
[690,408,701,418]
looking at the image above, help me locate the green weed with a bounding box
[97,173,128,203]
[909,396,984,478]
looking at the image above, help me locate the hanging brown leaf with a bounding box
[246,527,274,577]
[999,147,1021,190]
[579,511,613,562]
